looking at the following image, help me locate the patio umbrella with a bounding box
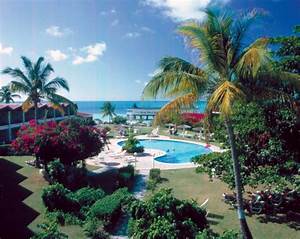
[177,124,191,130]
[192,127,202,132]
[165,123,175,128]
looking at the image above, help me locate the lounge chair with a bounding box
[147,127,159,137]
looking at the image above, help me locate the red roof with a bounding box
[181,112,206,124]
[77,112,92,118]
[0,102,70,111]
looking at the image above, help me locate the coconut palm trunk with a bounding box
[225,118,253,239]
[34,101,38,121]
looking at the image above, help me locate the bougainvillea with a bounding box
[12,119,107,166]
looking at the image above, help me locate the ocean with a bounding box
[76,100,207,121]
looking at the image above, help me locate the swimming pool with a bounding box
[118,139,211,164]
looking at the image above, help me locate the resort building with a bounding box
[0,103,90,144]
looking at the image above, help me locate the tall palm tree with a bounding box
[143,9,300,239]
[0,85,20,103]
[101,101,116,123]
[2,56,73,120]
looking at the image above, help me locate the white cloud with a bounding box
[72,42,106,65]
[45,25,73,37]
[141,26,155,33]
[135,80,142,84]
[0,43,13,55]
[100,8,117,15]
[144,0,230,22]
[111,19,119,26]
[124,32,141,38]
[46,49,68,61]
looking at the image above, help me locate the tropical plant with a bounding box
[128,188,208,238]
[32,220,68,239]
[2,56,73,119]
[142,9,299,238]
[0,85,20,103]
[101,101,116,123]
[122,134,144,153]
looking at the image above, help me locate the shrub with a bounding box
[89,188,131,229]
[12,120,107,166]
[42,184,79,212]
[46,211,83,226]
[112,115,127,124]
[196,229,239,239]
[73,187,106,207]
[122,134,144,154]
[32,221,68,239]
[46,160,65,184]
[118,165,135,188]
[83,220,110,239]
[149,168,161,181]
[64,166,88,190]
[128,188,208,238]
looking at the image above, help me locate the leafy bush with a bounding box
[118,165,135,188]
[83,220,110,239]
[32,221,68,239]
[128,188,208,238]
[122,134,144,153]
[149,168,161,181]
[46,211,83,226]
[46,160,65,184]
[147,168,162,191]
[64,166,88,190]
[42,184,79,212]
[112,115,127,124]
[196,229,239,239]
[73,187,105,207]
[89,188,131,229]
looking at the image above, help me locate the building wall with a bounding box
[0,105,76,144]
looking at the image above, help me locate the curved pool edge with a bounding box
[115,136,223,166]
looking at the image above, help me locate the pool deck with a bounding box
[86,135,223,171]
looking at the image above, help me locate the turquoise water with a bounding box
[119,139,211,164]
[76,100,207,120]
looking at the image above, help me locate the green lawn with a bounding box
[149,168,299,239]
[1,156,86,238]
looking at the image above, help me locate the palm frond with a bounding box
[143,57,206,99]
[10,81,31,94]
[44,77,69,91]
[22,97,33,112]
[34,57,45,75]
[153,93,198,125]
[40,63,54,81]
[207,81,245,117]
[237,38,271,78]
[2,68,32,87]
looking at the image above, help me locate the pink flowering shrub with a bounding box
[12,119,107,166]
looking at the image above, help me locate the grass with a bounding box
[1,156,86,239]
[148,168,299,239]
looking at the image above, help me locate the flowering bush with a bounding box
[12,119,107,166]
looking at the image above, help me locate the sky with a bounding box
[0,0,299,101]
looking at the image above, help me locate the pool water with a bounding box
[118,139,211,164]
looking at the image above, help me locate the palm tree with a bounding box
[142,9,300,239]
[2,56,73,120]
[0,85,20,103]
[101,101,116,123]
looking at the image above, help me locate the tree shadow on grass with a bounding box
[0,158,39,239]
[257,213,300,231]
[207,212,224,226]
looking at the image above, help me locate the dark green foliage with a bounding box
[41,184,80,212]
[46,160,65,184]
[122,134,144,153]
[147,168,162,191]
[31,221,68,239]
[271,25,300,74]
[73,187,106,207]
[149,168,161,181]
[83,220,110,239]
[112,115,127,124]
[89,188,131,228]
[196,229,239,239]
[46,211,83,226]
[196,101,300,188]
[128,188,208,238]
[118,165,135,188]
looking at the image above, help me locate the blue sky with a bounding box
[0,0,299,101]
